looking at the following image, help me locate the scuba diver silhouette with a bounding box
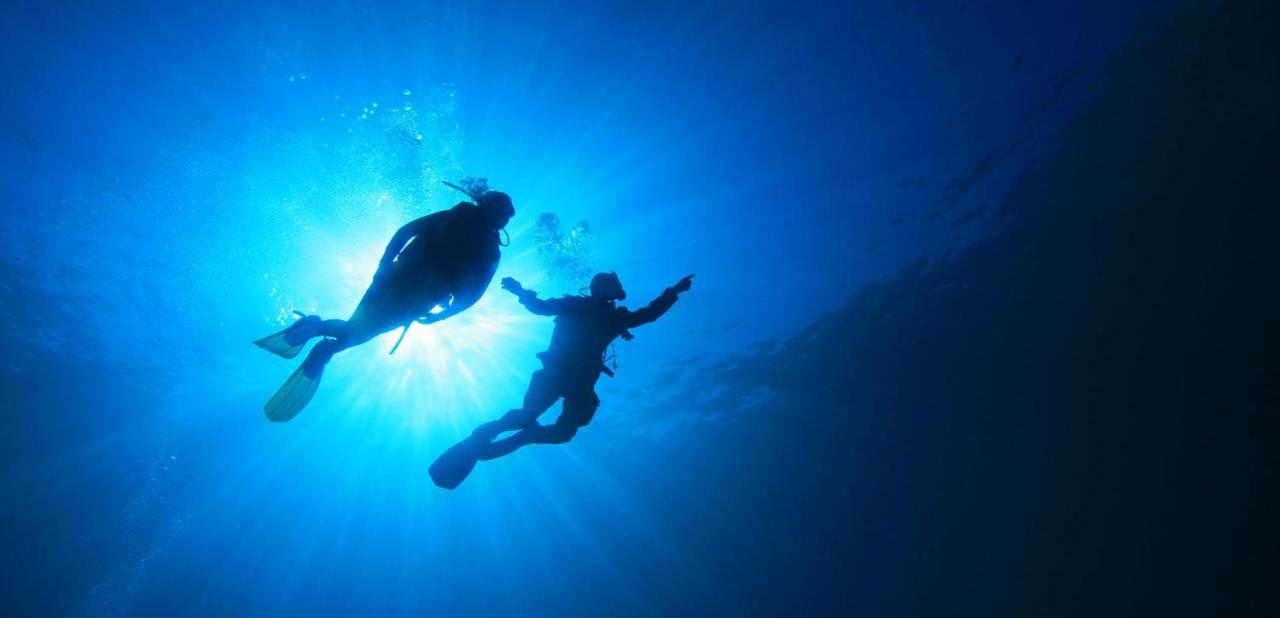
[429,271,694,489]
[253,180,514,422]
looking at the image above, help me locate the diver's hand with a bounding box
[673,274,695,294]
[500,277,525,295]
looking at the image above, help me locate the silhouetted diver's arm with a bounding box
[625,275,694,328]
[500,277,563,316]
[421,290,479,324]
[421,259,500,324]
[379,214,437,269]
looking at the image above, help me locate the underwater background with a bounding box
[2,1,1276,616]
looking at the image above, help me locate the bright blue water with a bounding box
[1,1,1190,616]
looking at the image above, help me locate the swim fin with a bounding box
[429,437,484,489]
[254,330,306,359]
[253,313,321,359]
[264,364,321,422]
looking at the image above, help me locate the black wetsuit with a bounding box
[305,202,501,375]
[352,202,500,331]
[475,287,680,458]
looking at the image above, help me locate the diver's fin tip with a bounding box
[428,470,463,490]
[253,326,309,359]
[263,365,321,422]
[428,440,481,489]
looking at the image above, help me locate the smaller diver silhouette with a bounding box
[253,180,514,422]
[429,271,695,489]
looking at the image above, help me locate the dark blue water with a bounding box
[3,1,1276,616]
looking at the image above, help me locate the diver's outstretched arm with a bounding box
[419,261,501,324]
[626,274,694,328]
[378,215,433,268]
[419,289,481,324]
[501,277,562,316]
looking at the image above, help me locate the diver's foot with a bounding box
[283,314,323,347]
[429,440,482,489]
[253,314,319,360]
[302,338,338,380]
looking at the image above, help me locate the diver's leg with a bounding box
[255,312,325,358]
[264,279,433,421]
[298,322,391,378]
[476,381,593,460]
[265,281,389,357]
[316,319,350,339]
[264,314,397,418]
[474,419,582,461]
[332,284,409,347]
[320,318,386,353]
[302,282,439,374]
[555,382,601,430]
[471,370,561,439]
[429,372,573,486]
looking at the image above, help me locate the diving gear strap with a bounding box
[389,323,410,355]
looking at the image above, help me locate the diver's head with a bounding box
[477,191,514,230]
[589,272,627,302]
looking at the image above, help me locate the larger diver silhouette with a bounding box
[429,271,694,489]
[253,179,514,421]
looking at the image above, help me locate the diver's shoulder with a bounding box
[553,295,595,310]
[431,201,477,220]
[449,201,478,215]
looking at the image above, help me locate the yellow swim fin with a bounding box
[253,328,306,359]
[264,364,321,422]
[253,313,323,359]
